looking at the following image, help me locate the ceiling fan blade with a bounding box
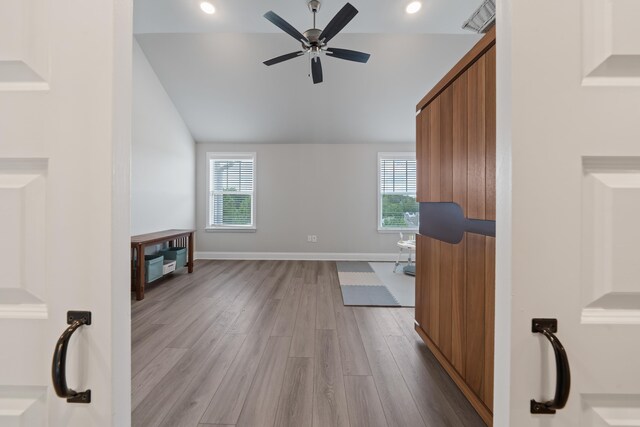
[264,11,309,44]
[311,56,323,84]
[326,47,370,63]
[263,51,305,66]
[318,3,358,44]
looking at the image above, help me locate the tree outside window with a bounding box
[378,153,418,231]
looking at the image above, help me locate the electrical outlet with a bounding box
[311,235,318,243]
[307,235,312,242]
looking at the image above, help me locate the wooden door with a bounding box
[0,0,131,425]
[415,32,496,425]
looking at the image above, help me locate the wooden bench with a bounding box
[131,229,195,300]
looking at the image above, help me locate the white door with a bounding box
[495,0,640,425]
[0,0,131,425]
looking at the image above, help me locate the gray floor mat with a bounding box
[340,285,400,307]
[336,261,374,273]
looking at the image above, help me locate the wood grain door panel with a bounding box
[416,106,430,203]
[483,237,495,409]
[438,86,454,361]
[451,71,469,378]
[484,46,496,222]
[415,234,429,334]
[464,233,486,397]
[466,56,487,221]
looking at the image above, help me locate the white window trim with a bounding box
[377,152,418,233]
[206,152,257,232]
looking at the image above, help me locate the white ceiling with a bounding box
[134,0,483,35]
[134,0,483,144]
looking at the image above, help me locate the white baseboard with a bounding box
[194,251,399,262]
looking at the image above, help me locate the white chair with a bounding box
[394,232,416,273]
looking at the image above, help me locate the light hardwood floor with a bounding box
[131,260,485,427]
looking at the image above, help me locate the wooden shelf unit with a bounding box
[130,229,195,301]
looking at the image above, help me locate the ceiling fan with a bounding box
[263,1,371,84]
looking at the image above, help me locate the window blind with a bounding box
[208,155,255,227]
[379,154,418,230]
[380,159,417,194]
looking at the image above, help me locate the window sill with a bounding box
[205,227,257,233]
[377,228,419,234]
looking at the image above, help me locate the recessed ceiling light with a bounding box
[406,1,422,14]
[200,1,215,14]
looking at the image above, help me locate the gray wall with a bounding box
[131,40,196,236]
[196,143,414,258]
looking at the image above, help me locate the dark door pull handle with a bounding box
[419,202,495,244]
[51,311,92,403]
[530,318,571,414]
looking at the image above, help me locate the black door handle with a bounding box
[51,311,92,403]
[530,318,571,414]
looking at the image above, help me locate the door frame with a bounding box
[109,0,132,423]
[494,0,513,424]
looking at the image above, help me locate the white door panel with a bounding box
[497,0,640,424]
[581,394,640,427]
[0,0,131,425]
[583,0,640,86]
[582,162,640,325]
[0,385,47,427]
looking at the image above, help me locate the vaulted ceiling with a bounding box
[134,0,482,144]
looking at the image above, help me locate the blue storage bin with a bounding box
[160,247,187,270]
[145,254,164,283]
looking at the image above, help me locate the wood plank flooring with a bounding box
[132,260,485,427]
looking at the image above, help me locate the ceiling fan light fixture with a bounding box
[406,1,422,14]
[200,2,215,15]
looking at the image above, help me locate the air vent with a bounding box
[462,0,495,33]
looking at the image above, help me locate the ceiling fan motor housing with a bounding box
[308,0,321,13]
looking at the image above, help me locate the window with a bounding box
[207,152,256,230]
[378,152,418,231]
